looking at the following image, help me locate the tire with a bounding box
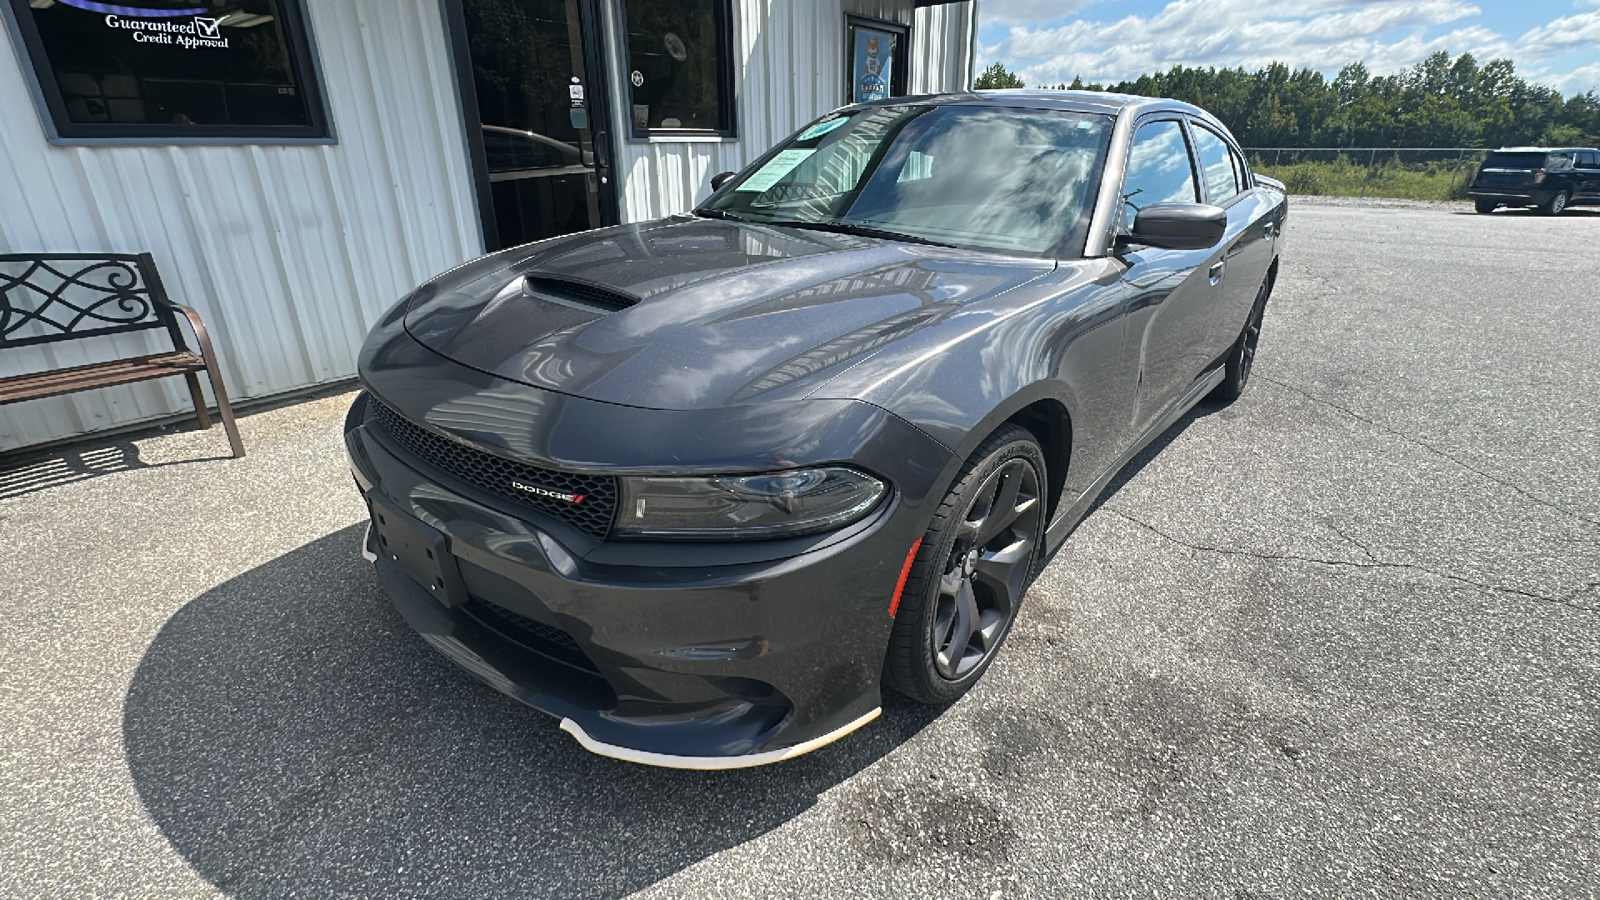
[1211,275,1270,403]
[1540,190,1570,216]
[883,424,1047,705]
[1474,198,1497,214]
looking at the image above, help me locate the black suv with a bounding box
[1469,147,1600,215]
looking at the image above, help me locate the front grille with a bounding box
[369,399,617,538]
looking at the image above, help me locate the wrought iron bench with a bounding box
[1,253,244,457]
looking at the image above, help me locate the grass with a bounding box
[1248,155,1479,201]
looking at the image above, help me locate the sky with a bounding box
[977,0,1600,96]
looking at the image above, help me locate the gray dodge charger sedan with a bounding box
[345,90,1288,768]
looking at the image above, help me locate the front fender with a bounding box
[812,258,1133,504]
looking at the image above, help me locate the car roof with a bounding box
[1495,146,1600,153]
[852,89,1214,121]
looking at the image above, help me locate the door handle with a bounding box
[1208,261,1225,284]
[1262,221,1274,239]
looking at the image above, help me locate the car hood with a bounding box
[403,216,1055,410]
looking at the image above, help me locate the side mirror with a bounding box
[1116,203,1227,251]
[710,171,736,191]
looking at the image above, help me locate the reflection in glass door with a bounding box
[457,0,615,250]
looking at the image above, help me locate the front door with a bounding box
[454,0,616,251]
[1116,117,1220,437]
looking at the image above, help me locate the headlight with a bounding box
[613,467,886,540]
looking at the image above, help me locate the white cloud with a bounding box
[1518,11,1600,54]
[989,0,1495,86]
[982,0,1592,95]
[1542,60,1600,94]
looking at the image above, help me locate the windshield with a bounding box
[701,105,1113,257]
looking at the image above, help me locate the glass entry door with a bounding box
[457,0,616,250]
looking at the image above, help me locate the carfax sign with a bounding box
[851,25,896,104]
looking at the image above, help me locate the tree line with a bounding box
[974,54,1600,148]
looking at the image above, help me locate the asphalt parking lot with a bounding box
[2,200,1597,899]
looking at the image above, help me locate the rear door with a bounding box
[1189,121,1273,355]
[1578,152,1600,200]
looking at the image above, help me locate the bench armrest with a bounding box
[165,302,222,364]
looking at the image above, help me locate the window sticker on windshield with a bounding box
[736,149,816,192]
[798,118,848,141]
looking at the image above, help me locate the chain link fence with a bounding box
[1245,148,1490,201]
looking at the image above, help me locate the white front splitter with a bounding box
[560,707,881,769]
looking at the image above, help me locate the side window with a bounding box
[1191,125,1240,203]
[1122,120,1197,225]
[1230,147,1251,192]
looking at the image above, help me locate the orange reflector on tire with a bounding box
[887,538,922,618]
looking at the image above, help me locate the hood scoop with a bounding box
[406,273,639,366]
[521,275,638,313]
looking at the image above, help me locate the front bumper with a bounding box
[345,384,952,767]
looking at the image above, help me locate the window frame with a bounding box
[2,0,333,145]
[843,14,909,106]
[1115,115,1202,232]
[1187,119,1251,205]
[618,0,737,140]
[1228,145,1251,192]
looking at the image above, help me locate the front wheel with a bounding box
[1474,198,1497,214]
[1211,276,1269,403]
[883,424,1046,705]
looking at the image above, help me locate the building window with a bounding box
[6,0,330,142]
[845,16,907,105]
[620,0,734,138]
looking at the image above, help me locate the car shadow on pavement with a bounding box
[122,523,941,899]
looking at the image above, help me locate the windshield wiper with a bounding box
[695,208,757,223]
[775,220,959,248]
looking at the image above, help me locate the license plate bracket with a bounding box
[367,491,467,608]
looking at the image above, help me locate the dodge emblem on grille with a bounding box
[509,480,585,504]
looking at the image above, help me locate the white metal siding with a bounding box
[0,0,973,451]
[0,0,482,451]
[603,0,975,224]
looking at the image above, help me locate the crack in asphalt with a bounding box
[1258,375,1600,530]
[1328,523,1378,562]
[1109,509,1598,614]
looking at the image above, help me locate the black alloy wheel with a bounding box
[1212,276,1270,402]
[884,424,1046,704]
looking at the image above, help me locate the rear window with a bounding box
[1482,152,1549,169]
